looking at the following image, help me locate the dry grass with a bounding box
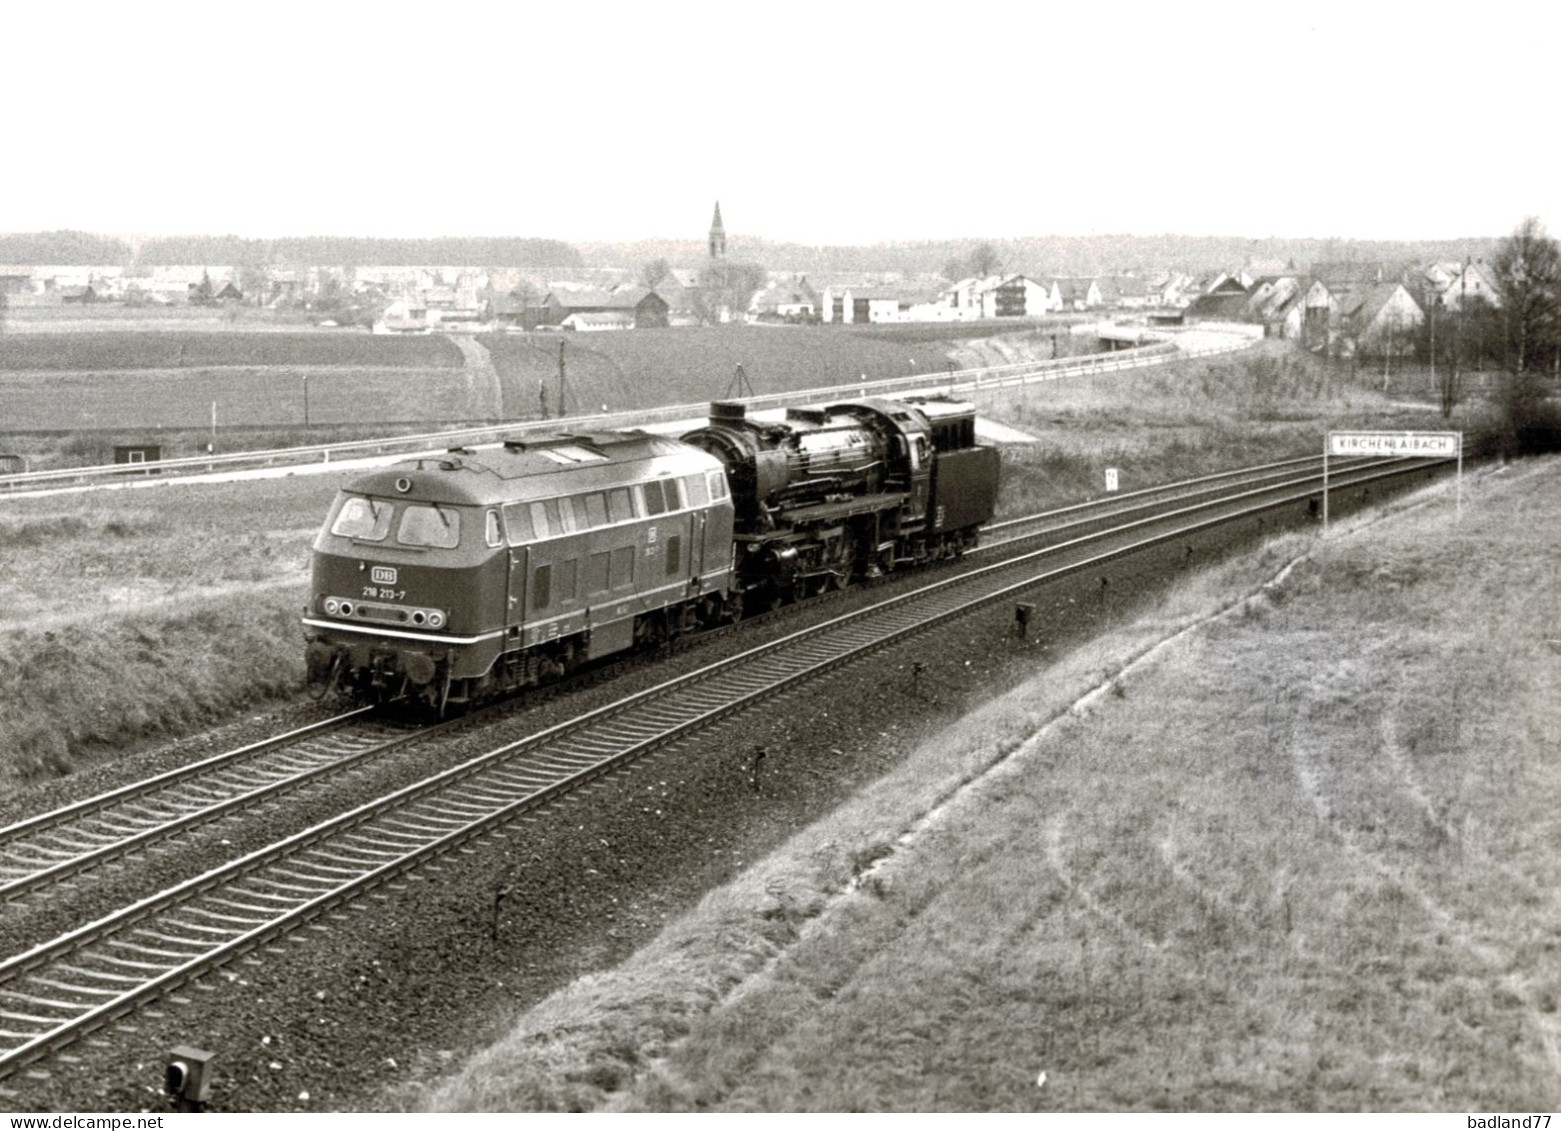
[479,325,1012,413]
[429,463,1561,1112]
[0,477,336,786]
[987,342,1468,515]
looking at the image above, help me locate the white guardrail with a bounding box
[0,331,1254,495]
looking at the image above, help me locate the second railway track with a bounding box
[0,452,1453,1083]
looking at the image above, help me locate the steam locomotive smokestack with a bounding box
[710,401,747,423]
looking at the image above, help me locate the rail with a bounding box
[0,452,1445,1081]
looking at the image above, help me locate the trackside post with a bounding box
[1324,430,1462,533]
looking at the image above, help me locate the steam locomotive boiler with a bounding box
[681,397,999,602]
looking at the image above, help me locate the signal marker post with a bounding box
[1324,430,1462,532]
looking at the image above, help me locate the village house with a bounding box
[1436,259,1501,310]
[562,311,636,332]
[1047,277,1104,311]
[541,285,668,329]
[751,275,820,321]
[1340,283,1424,358]
[987,275,1058,317]
[1112,276,1151,308]
[941,275,1003,315]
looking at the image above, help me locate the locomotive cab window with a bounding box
[330,496,393,542]
[706,471,728,501]
[643,480,667,516]
[502,502,533,544]
[397,504,460,548]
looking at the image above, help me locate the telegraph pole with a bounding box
[557,339,568,418]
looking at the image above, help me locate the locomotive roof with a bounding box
[336,430,723,506]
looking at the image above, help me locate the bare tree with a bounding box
[641,257,672,290]
[695,261,766,325]
[1491,216,1561,375]
[968,242,1003,278]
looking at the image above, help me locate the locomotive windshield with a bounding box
[326,495,461,548]
[396,504,461,549]
[330,496,393,542]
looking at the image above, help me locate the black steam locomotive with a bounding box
[303,396,999,712]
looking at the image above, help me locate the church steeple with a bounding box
[708,201,726,260]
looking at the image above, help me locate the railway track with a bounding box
[0,453,1451,1082]
[0,709,422,904]
[0,456,1355,912]
[984,453,1381,548]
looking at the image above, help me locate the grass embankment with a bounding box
[988,341,1468,515]
[0,477,336,786]
[431,464,1560,1112]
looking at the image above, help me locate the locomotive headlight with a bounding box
[427,610,447,629]
[338,601,355,617]
[324,598,341,616]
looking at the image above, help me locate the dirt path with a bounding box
[444,335,504,419]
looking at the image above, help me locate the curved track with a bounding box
[0,453,1451,1080]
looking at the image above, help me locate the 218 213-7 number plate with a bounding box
[361,587,407,601]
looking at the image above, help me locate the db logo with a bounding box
[371,566,398,585]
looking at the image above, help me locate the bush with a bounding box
[1495,374,1561,458]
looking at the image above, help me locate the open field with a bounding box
[478,323,1097,415]
[1,304,325,333]
[480,325,965,415]
[429,462,1560,1112]
[0,330,463,370]
[0,324,1062,462]
[0,366,500,433]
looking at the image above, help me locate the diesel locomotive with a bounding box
[303,396,999,713]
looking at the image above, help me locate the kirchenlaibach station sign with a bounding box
[1328,431,1461,458]
[1323,430,1462,528]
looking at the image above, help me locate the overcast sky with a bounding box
[9,0,1557,246]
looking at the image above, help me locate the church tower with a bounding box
[708,201,726,261]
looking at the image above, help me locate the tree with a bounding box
[641,257,672,290]
[191,269,215,306]
[968,242,1003,278]
[1406,291,1503,419]
[942,242,1004,282]
[1491,216,1561,375]
[237,263,269,306]
[694,261,766,325]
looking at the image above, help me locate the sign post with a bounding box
[1324,430,1462,532]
